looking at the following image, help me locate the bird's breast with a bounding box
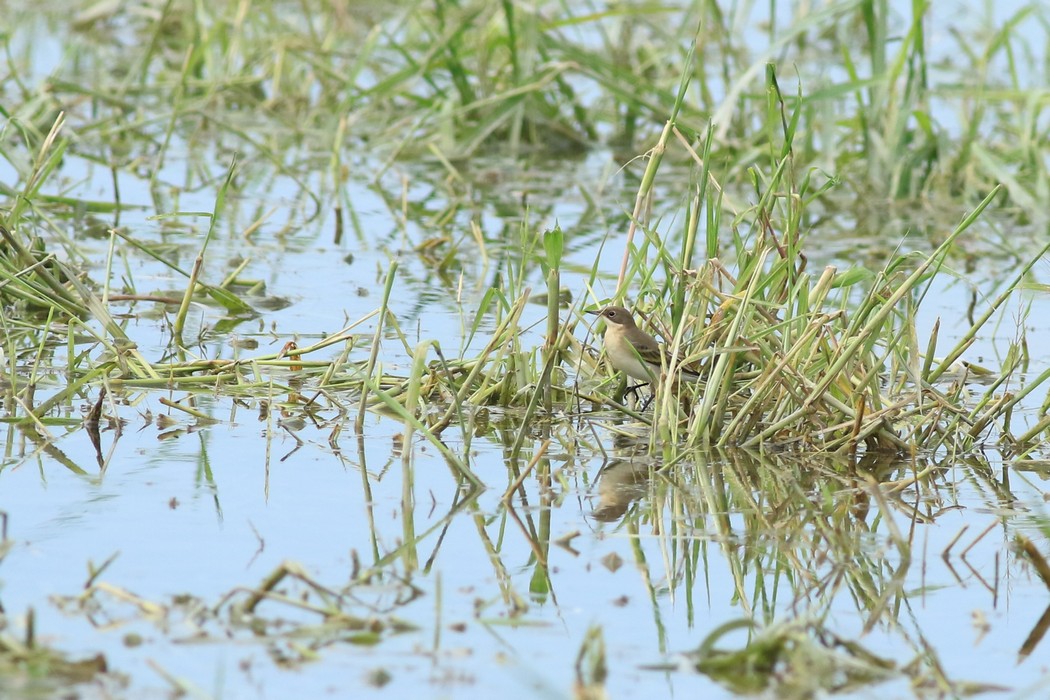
[607,341,658,382]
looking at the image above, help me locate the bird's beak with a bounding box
[585,308,600,316]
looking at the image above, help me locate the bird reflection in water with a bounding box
[590,459,654,522]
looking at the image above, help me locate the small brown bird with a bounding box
[587,306,698,383]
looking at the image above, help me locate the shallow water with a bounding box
[5,404,1050,698]
[5,1,1050,698]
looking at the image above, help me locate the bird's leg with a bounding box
[624,381,646,404]
[640,388,656,411]
[623,382,655,410]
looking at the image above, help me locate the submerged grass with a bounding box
[4,1,1050,697]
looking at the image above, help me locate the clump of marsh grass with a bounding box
[0,115,258,426]
[13,1,1047,212]
[581,66,1050,458]
[0,607,110,687]
[613,179,1041,455]
[681,616,897,695]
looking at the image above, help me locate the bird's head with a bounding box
[587,306,637,329]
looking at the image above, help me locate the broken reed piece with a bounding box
[1016,534,1050,590]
